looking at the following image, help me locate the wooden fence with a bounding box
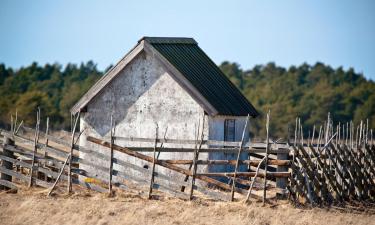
[1,114,374,207]
[0,125,290,203]
[288,116,375,206]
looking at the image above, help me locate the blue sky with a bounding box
[1,0,375,80]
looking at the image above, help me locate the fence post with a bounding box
[276,151,288,197]
[1,136,15,190]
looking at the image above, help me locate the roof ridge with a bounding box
[139,36,197,45]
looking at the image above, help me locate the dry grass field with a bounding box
[1,187,375,225]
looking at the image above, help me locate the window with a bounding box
[224,119,235,142]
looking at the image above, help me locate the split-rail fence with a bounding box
[1,115,374,206]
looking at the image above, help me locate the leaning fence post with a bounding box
[108,114,114,196]
[181,114,205,192]
[67,111,80,193]
[189,121,204,200]
[231,114,250,201]
[263,110,270,205]
[148,125,158,199]
[0,136,15,190]
[29,108,41,188]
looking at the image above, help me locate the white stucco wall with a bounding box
[79,50,250,185]
[79,50,209,183]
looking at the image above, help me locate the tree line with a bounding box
[220,61,375,137]
[0,61,374,138]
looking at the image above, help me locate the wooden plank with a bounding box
[189,117,205,200]
[29,110,41,188]
[0,166,28,182]
[1,130,239,201]
[231,115,250,201]
[88,136,261,199]
[2,130,289,154]
[197,172,290,178]
[148,129,158,199]
[245,156,266,203]
[8,133,69,159]
[2,144,65,169]
[156,159,290,166]
[263,112,270,205]
[112,159,229,201]
[309,146,342,201]
[113,167,189,200]
[112,155,229,201]
[2,142,115,193]
[1,136,15,190]
[114,136,289,149]
[0,155,31,168]
[0,179,18,190]
[294,153,322,203]
[68,112,80,193]
[48,154,71,196]
[110,146,290,154]
[35,179,52,188]
[324,145,355,196]
[108,115,114,195]
[330,145,362,198]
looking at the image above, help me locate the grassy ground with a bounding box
[1,187,375,225]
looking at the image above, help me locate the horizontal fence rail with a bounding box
[1,113,374,208]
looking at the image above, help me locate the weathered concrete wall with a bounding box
[79,50,209,184]
[79,50,250,186]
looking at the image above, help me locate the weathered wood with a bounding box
[29,109,40,188]
[104,146,290,154]
[309,145,342,201]
[297,146,326,194]
[190,117,205,200]
[245,156,266,203]
[231,115,249,201]
[4,130,222,200]
[2,135,228,200]
[196,172,290,178]
[0,179,18,190]
[48,153,71,196]
[0,166,28,182]
[68,112,80,193]
[276,151,288,190]
[0,136,15,190]
[263,111,270,205]
[2,142,65,170]
[156,159,290,166]
[113,136,289,149]
[4,129,290,154]
[108,115,114,195]
[87,136,261,199]
[189,131,199,200]
[148,127,158,199]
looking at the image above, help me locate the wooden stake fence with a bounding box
[1,112,374,207]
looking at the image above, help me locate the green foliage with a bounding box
[219,62,375,138]
[0,61,102,129]
[0,60,373,138]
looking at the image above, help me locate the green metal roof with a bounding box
[140,37,259,117]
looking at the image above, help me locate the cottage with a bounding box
[71,37,258,182]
